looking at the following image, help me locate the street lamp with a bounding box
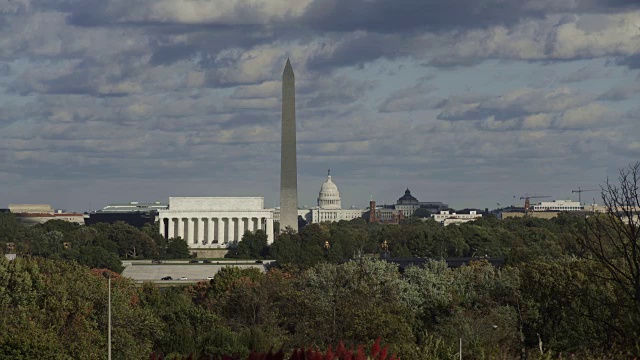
[324,241,330,258]
[102,271,112,360]
[459,325,498,360]
[381,240,390,259]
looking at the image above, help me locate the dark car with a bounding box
[161,276,172,280]
[255,260,263,264]
[203,259,212,264]
[152,259,163,264]
[189,260,199,263]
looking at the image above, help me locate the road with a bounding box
[121,259,273,283]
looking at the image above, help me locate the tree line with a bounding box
[0,254,637,359]
[0,216,190,272]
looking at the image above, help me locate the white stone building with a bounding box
[304,172,364,223]
[273,172,365,224]
[532,200,583,212]
[432,210,482,226]
[158,197,274,247]
[8,204,85,225]
[395,189,420,216]
[100,201,168,212]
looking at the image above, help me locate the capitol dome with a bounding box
[318,170,342,209]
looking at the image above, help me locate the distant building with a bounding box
[379,189,448,217]
[419,201,449,212]
[395,189,420,216]
[85,212,157,228]
[158,196,274,246]
[8,204,84,226]
[500,211,558,220]
[533,199,583,212]
[363,199,404,224]
[86,201,168,228]
[432,210,482,226]
[99,201,168,212]
[499,202,609,219]
[274,171,365,225]
[9,204,54,213]
[583,204,608,213]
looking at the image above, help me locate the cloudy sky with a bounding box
[1,0,640,212]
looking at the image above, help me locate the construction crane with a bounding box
[571,187,599,205]
[519,194,551,212]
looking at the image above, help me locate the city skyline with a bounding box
[1,1,639,212]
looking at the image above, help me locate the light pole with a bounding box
[459,325,498,360]
[102,272,111,360]
[324,241,330,259]
[381,240,389,259]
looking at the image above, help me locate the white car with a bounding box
[178,276,188,281]
[206,276,214,280]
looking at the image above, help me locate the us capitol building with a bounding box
[274,170,364,225]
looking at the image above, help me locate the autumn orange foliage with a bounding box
[149,337,398,360]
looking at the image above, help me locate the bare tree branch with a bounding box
[578,162,640,338]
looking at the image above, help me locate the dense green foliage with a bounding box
[0,214,190,272]
[263,214,582,267]
[1,255,636,359]
[226,230,269,259]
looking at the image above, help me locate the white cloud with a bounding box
[598,82,640,101]
[378,75,438,113]
[552,103,612,129]
[430,12,640,66]
[145,0,312,24]
[437,87,593,121]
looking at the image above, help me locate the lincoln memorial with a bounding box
[158,197,274,248]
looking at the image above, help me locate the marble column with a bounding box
[187,218,194,244]
[265,218,272,243]
[208,218,215,245]
[178,218,185,240]
[229,218,236,243]
[222,218,228,243]
[168,218,175,239]
[198,218,205,245]
[217,218,224,244]
[158,218,165,238]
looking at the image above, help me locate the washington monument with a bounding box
[280,58,298,232]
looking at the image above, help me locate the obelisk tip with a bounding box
[284,58,293,74]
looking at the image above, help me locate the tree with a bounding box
[518,259,623,353]
[232,230,269,259]
[0,258,161,359]
[33,219,81,235]
[579,161,640,349]
[0,213,30,254]
[289,259,415,351]
[164,237,190,259]
[142,222,168,257]
[139,283,247,358]
[414,208,433,218]
[210,266,264,295]
[270,230,303,266]
[64,245,125,273]
[92,222,159,259]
